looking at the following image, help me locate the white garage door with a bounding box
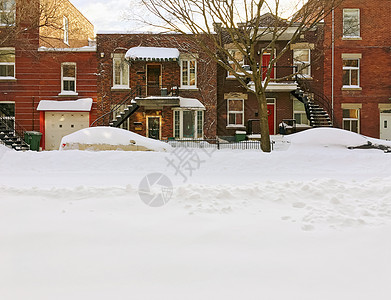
[45,112,89,150]
[380,113,391,141]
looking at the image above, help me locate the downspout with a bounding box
[331,8,335,124]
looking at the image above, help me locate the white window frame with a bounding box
[293,49,311,77]
[173,109,204,139]
[227,98,244,127]
[342,58,360,88]
[112,53,129,89]
[63,16,69,45]
[0,0,15,26]
[180,58,197,89]
[343,9,360,38]
[0,47,15,79]
[342,108,360,133]
[293,99,310,125]
[60,62,77,95]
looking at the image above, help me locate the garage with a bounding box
[37,98,93,150]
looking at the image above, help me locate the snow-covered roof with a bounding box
[37,98,93,111]
[37,46,96,52]
[179,97,205,110]
[125,47,180,62]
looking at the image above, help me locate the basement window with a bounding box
[343,108,360,133]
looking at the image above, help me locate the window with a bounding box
[343,109,360,133]
[0,0,15,26]
[293,49,311,77]
[227,99,244,127]
[342,58,360,88]
[227,49,245,77]
[61,63,76,94]
[343,9,360,38]
[0,48,15,78]
[180,59,197,88]
[113,53,129,88]
[63,16,69,45]
[293,99,310,125]
[173,110,203,139]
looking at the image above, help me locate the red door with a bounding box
[267,104,275,135]
[261,52,275,80]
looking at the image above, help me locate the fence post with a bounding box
[217,138,220,150]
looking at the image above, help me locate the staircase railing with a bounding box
[0,106,30,148]
[91,87,141,127]
[296,77,338,128]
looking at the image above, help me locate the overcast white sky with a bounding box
[69,0,300,33]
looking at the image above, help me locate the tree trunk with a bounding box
[257,92,271,152]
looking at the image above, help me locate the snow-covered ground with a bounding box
[1,128,391,300]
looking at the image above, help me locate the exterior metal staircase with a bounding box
[0,117,30,151]
[291,88,333,128]
[91,88,140,127]
[109,103,139,127]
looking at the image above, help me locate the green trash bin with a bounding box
[24,131,42,151]
[235,130,247,142]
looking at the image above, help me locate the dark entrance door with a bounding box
[146,65,161,96]
[147,117,160,140]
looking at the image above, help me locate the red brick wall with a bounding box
[0,0,97,133]
[323,0,391,138]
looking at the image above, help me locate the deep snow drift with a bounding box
[1,128,391,300]
[60,126,172,151]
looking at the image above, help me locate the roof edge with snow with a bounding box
[125,46,180,62]
[37,98,93,112]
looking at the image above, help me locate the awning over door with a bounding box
[125,47,180,62]
[37,98,93,111]
[179,97,205,110]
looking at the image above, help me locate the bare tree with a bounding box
[0,0,90,51]
[134,0,341,152]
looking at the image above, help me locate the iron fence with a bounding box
[165,138,274,150]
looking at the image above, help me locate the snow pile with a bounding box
[0,143,12,157]
[60,127,172,152]
[285,127,368,148]
[2,128,391,299]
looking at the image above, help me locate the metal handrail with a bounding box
[0,106,29,142]
[90,87,141,127]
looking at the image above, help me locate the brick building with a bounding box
[323,0,391,139]
[95,33,217,140]
[0,0,97,150]
[216,14,329,140]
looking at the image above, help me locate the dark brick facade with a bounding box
[96,33,218,139]
[217,26,324,137]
